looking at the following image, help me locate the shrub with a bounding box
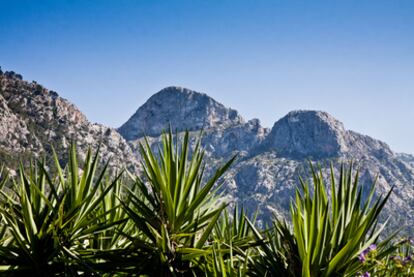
[107,130,236,275]
[0,145,122,276]
[0,134,402,277]
[248,164,395,277]
[357,238,413,276]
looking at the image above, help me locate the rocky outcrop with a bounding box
[120,90,414,234]
[0,70,139,172]
[264,110,349,159]
[0,94,43,159]
[118,86,244,140]
[397,153,414,168]
[1,67,412,234]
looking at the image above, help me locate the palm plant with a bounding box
[82,175,136,275]
[249,163,395,277]
[198,240,250,277]
[0,166,11,269]
[196,206,257,276]
[0,144,122,276]
[115,130,235,276]
[213,206,257,249]
[0,137,403,276]
[247,219,301,276]
[90,176,131,251]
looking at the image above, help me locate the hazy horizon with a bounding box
[1,0,413,153]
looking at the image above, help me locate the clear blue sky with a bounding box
[1,0,413,153]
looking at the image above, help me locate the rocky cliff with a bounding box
[0,69,139,172]
[1,69,412,234]
[263,110,350,159]
[118,86,245,140]
[120,87,414,234]
[397,153,414,168]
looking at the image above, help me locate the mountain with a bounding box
[120,86,414,234]
[0,68,412,234]
[0,69,139,173]
[118,86,244,140]
[227,111,414,229]
[397,153,414,168]
[263,110,350,159]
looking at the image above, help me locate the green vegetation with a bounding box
[0,132,412,276]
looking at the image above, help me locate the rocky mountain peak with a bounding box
[0,68,139,172]
[265,110,349,159]
[1,68,413,235]
[154,86,201,97]
[118,86,244,140]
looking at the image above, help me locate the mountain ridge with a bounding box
[119,86,414,234]
[118,86,245,140]
[0,68,140,173]
[0,69,412,234]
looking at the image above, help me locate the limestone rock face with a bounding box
[0,70,139,172]
[118,86,244,140]
[120,90,414,234]
[0,94,42,156]
[265,110,349,159]
[397,153,414,168]
[1,67,413,234]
